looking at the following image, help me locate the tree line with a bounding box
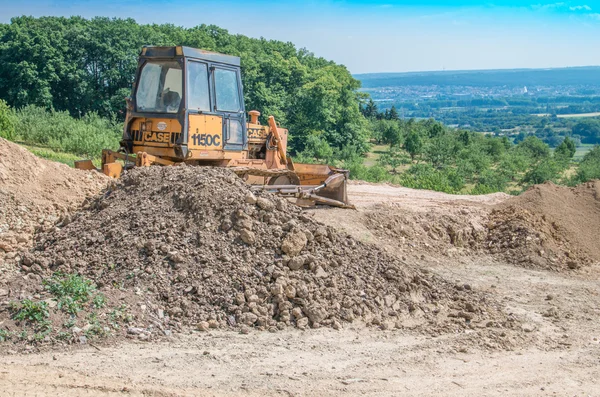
[0,16,369,155]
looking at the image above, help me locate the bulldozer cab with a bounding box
[123,46,247,159]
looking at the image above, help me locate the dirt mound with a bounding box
[488,181,600,270]
[0,138,107,277]
[361,204,489,258]
[20,166,510,335]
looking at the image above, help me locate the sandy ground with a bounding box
[2,183,600,396]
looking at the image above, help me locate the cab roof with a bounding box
[140,46,240,67]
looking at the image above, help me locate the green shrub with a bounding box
[0,329,12,342]
[569,145,600,185]
[365,165,390,182]
[13,106,121,156]
[0,99,15,140]
[398,164,457,193]
[521,157,564,186]
[11,300,49,323]
[477,169,509,192]
[44,273,100,315]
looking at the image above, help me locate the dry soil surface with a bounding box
[2,175,600,396]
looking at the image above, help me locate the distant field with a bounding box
[574,144,596,160]
[535,112,600,118]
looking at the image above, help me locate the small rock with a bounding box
[197,321,210,332]
[287,256,306,270]
[281,229,307,257]
[457,311,474,321]
[240,229,256,245]
[240,312,258,326]
[304,304,328,324]
[245,192,257,204]
[522,323,536,333]
[314,266,328,278]
[208,319,219,329]
[291,307,304,319]
[127,327,145,335]
[221,219,233,232]
[256,197,275,211]
[296,317,309,329]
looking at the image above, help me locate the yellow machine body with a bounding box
[77,46,350,207]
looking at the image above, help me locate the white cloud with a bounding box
[570,5,592,11]
[531,2,566,11]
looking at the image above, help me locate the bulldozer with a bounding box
[76,46,351,208]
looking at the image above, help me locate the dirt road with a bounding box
[2,183,600,396]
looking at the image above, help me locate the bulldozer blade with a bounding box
[320,173,345,190]
[291,162,351,207]
[74,160,96,171]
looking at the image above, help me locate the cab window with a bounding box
[136,61,182,113]
[187,61,210,111]
[214,68,241,112]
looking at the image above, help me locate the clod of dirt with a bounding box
[488,181,600,270]
[0,138,107,279]
[23,166,509,333]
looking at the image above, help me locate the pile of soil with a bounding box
[487,181,600,270]
[0,139,107,277]
[23,166,510,333]
[361,204,489,258]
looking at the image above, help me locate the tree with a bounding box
[426,133,457,168]
[428,122,443,138]
[555,137,576,160]
[362,99,378,119]
[377,119,402,147]
[388,105,399,120]
[572,119,600,144]
[300,133,333,162]
[517,136,550,159]
[404,130,423,162]
[522,157,562,185]
[514,131,527,143]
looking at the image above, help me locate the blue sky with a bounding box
[2,0,600,73]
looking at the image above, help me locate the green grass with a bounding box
[363,144,388,167]
[574,144,595,161]
[19,142,101,167]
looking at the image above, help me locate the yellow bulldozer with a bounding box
[76,46,351,208]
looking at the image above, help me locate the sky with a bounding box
[2,0,600,73]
